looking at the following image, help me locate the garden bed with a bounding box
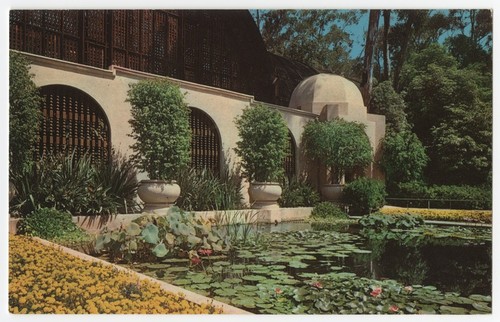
[379,206,492,224]
[8,235,248,314]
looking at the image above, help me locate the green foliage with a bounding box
[234,104,289,182]
[255,10,363,77]
[359,213,424,230]
[127,79,191,180]
[175,167,243,211]
[18,207,81,240]
[370,81,409,134]
[399,44,492,185]
[279,177,320,207]
[381,130,428,192]
[311,202,347,219]
[342,178,386,215]
[95,207,229,262]
[302,119,372,183]
[10,151,139,217]
[392,182,491,210]
[9,52,42,176]
[94,149,141,214]
[213,210,262,246]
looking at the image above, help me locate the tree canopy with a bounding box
[253,9,492,188]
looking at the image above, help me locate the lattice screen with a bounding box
[189,107,221,174]
[283,131,296,179]
[36,85,110,164]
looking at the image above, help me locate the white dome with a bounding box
[289,74,365,115]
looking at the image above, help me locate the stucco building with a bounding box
[9,9,385,205]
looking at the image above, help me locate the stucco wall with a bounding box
[22,51,384,206]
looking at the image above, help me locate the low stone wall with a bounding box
[9,207,312,235]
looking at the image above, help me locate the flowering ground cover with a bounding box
[8,235,222,314]
[379,206,492,224]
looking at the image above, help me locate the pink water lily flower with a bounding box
[403,286,413,293]
[389,305,399,313]
[191,257,202,265]
[370,286,382,297]
[198,249,213,256]
[275,287,283,294]
[311,281,323,289]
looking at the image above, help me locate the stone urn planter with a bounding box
[138,180,180,212]
[249,182,282,209]
[321,183,344,202]
[9,180,17,202]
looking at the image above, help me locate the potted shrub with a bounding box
[302,118,372,201]
[127,79,191,211]
[234,104,289,209]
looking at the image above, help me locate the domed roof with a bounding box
[288,74,365,115]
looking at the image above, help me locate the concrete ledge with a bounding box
[32,237,250,314]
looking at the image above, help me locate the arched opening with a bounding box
[36,85,111,164]
[189,107,221,175]
[283,130,296,179]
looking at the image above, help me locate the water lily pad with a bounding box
[213,261,231,266]
[352,249,372,254]
[214,288,238,297]
[242,275,266,282]
[162,258,189,264]
[146,263,171,269]
[191,283,211,290]
[289,261,309,268]
[439,306,467,314]
[225,278,243,284]
[235,285,259,292]
[174,279,191,285]
[166,266,189,272]
[472,302,491,312]
[231,297,256,309]
[231,264,247,270]
[469,294,492,302]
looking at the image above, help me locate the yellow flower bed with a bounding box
[9,235,222,314]
[379,206,492,224]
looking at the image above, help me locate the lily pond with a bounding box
[120,221,492,314]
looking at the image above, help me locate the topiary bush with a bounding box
[311,202,348,219]
[279,177,320,207]
[343,177,386,215]
[17,207,80,240]
[9,52,42,176]
[127,79,191,180]
[234,104,289,182]
[302,119,372,184]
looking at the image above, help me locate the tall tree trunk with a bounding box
[382,10,391,81]
[393,11,418,91]
[361,10,380,107]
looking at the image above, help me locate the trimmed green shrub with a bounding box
[9,52,42,176]
[302,119,372,183]
[343,177,386,215]
[311,202,348,219]
[279,177,320,207]
[127,79,191,180]
[18,207,80,240]
[392,182,491,210]
[234,104,289,182]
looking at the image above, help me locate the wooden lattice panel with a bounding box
[189,108,220,174]
[37,85,110,164]
[283,131,296,179]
